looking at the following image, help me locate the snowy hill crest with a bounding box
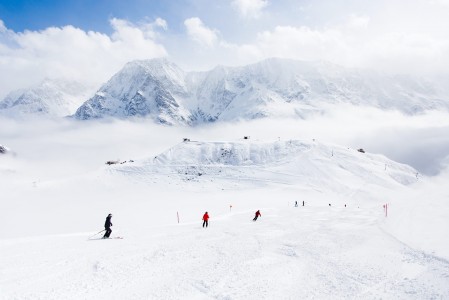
[112,139,418,190]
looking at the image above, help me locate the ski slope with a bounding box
[1,138,448,299]
[1,198,448,299]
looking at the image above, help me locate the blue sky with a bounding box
[0,0,449,97]
[0,0,180,33]
[0,0,377,39]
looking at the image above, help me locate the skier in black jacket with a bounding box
[103,213,113,238]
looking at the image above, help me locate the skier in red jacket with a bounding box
[253,210,261,221]
[202,212,209,228]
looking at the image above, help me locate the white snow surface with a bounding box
[1,133,449,299]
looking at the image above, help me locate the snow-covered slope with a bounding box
[74,59,194,124]
[0,79,93,117]
[2,137,448,299]
[74,58,449,123]
[2,126,449,299]
[112,139,417,193]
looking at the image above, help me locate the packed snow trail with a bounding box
[1,206,448,299]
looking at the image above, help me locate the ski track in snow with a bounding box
[1,207,448,300]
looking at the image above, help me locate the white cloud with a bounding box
[346,14,370,30]
[253,25,346,62]
[0,18,167,98]
[0,20,6,33]
[170,0,449,75]
[154,18,168,30]
[197,14,449,75]
[184,17,218,48]
[430,0,449,7]
[231,0,268,19]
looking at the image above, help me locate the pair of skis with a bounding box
[88,236,124,240]
[88,229,123,240]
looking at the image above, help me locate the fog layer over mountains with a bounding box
[1,58,449,176]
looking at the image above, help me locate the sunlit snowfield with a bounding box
[1,113,449,299]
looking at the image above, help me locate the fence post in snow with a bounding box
[177,211,180,224]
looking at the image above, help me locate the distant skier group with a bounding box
[99,209,262,238]
[98,199,349,238]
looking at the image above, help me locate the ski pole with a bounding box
[89,229,105,239]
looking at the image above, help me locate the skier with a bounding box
[253,210,261,221]
[103,213,113,238]
[295,201,298,207]
[202,212,209,228]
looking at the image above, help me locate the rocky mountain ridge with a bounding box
[75,58,449,124]
[2,58,448,123]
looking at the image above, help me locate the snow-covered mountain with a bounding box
[112,139,417,192]
[74,59,194,124]
[74,58,449,123]
[0,79,94,117]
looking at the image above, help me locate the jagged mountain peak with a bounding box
[122,58,184,78]
[102,58,186,95]
[74,58,192,124]
[73,57,449,123]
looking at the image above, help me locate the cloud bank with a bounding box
[1,105,449,176]
[170,0,449,75]
[0,18,167,98]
